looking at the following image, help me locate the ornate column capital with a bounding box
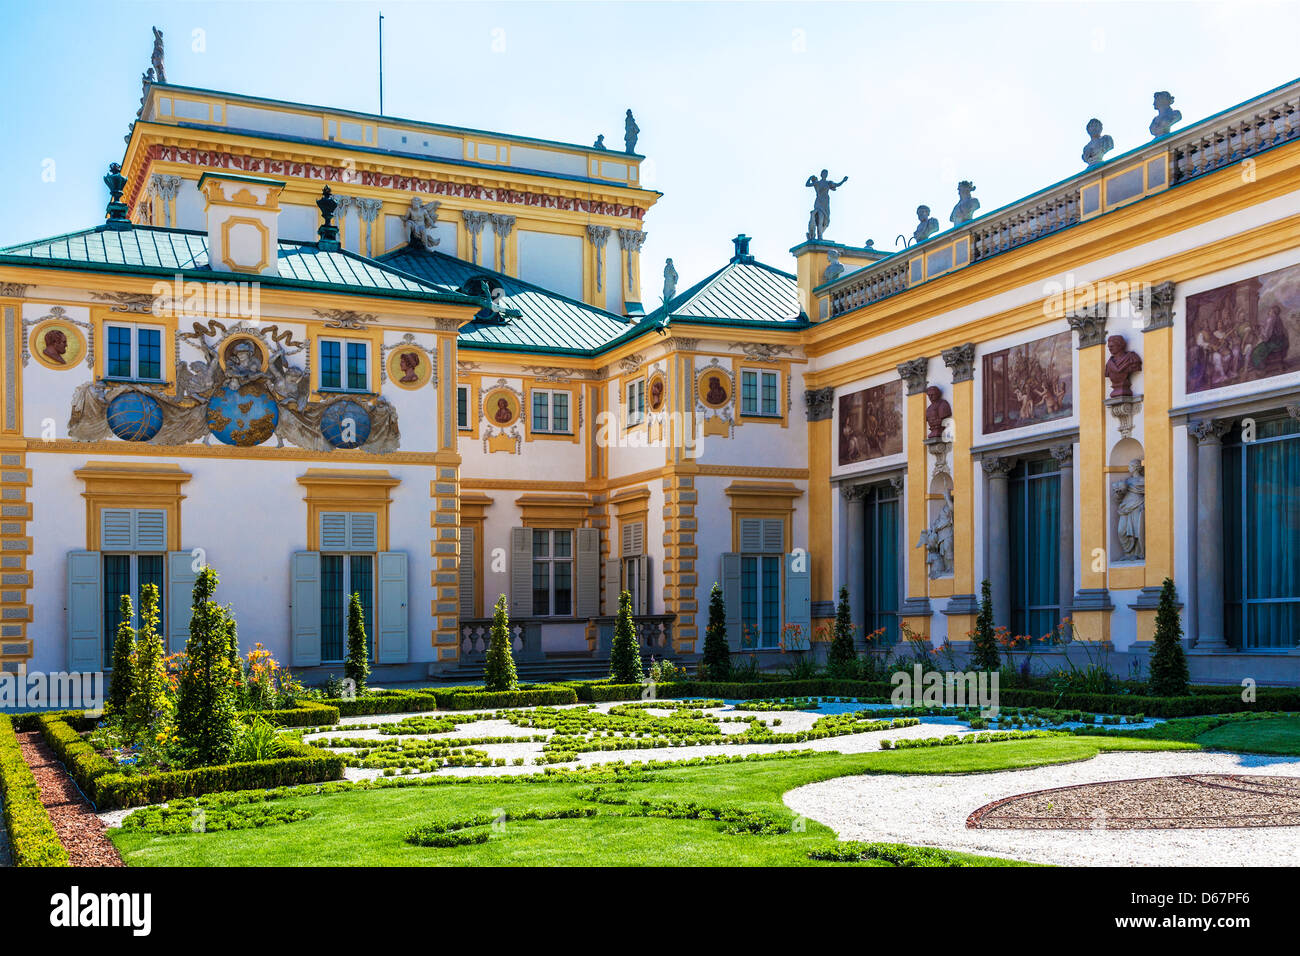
[1188,418,1231,444]
[489,213,516,238]
[981,455,1015,478]
[356,198,383,223]
[1067,302,1109,348]
[888,474,906,495]
[1050,443,1074,466]
[805,387,834,421]
[617,227,647,253]
[841,483,871,502]
[896,357,929,395]
[585,225,610,247]
[461,210,489,234]
[1132,281,1176,332]
[1287,403,1300,422]
[941,343,976,383]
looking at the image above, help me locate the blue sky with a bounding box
[3,1,1299,296]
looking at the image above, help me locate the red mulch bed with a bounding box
[17,731,123,867]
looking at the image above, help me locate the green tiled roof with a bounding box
[0,225,479,304]
[646,258,806,328]
[381,245,635,353]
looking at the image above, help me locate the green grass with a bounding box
[110,734,1196,867]
[1195,714,1300,755]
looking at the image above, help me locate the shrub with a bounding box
[971,578,1000,671]
[434,686,579,710]
[231,717,286,762]
[700,582,731,682]
[609,590,642,685]
[1148,578,1190,697]
[126,583,168,735]
[483,594,519,692]
[826,586,857,678]
[174,567,241,767]
[106,594,136,718]
[345,592,371,695]
[0,714,69,867]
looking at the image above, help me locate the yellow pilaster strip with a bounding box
[951,377,975,598]
[1076,336,1111,643]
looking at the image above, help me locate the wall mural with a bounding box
[68,320,400,453]
[982,330,1073,434]
[838,379,903,466]
[1186,263,1300,393]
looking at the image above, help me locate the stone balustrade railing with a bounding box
[594,614,675,657]
[458,613,677,662]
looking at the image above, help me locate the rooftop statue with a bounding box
[804,169,848,242]
[151,26,166,84]
[624,110,640,154]
[949,180,980,226]
[911,205,940,245]
[401,196,441,250]
[1082,118,1114,168]
[662,258,678,304]
[593,134,606,150]
[1150,91,1183,138]
[822,248,844,283]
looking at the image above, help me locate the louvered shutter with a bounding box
[100,509,134,550]
[575,527,601,618]
[376,551,409,663]
[349,513,379,551]
[67,551,103,671]
[604,557,621,615]
[319,512,348,551]
[761,519,784,554]
[637,556,652,615]
[166,550,198,652]
[509,527,533,616]
[134,510,167,551]
[721,553,742,649]
[785,552,811,644]
[458,526,476,618]
[290,551,322,666]
[622,521,645,557]
[739,518,784,554]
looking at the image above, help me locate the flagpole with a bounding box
[378,12,385,115]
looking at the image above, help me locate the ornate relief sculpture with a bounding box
[1112,459,1146,560]
[1104,334,1143,397]
[822,249,844,283]
[916,489,955,578]
[805,169,848,242]
[401,197,441,250]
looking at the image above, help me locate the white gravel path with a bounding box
[784,750,1300,866]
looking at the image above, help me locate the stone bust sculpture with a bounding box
[912,205,940,245]
[1105,334,1143,397]
[924,384,951,439]
[822,249,844,283]
[1082,118,1114,168]
[1112,459,1146,560]
[949,181,980,226]
[1150,91,1182,138]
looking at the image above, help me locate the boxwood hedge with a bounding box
[0,714,69,867]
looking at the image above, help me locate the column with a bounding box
[843,483,868,642]
[490,214,516,274]
[1068,304,1114,642]
[897,357,932,631]
[462,211,489,265]
[941,344,980,631]
[1190,418,1231,650]
[982,456,1014,627]
[1051,443,1076,625]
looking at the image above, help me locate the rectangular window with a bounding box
[740,555,781,648]
[320,551,375,662]
[623,556,643,615]
[456,385,471,430]
[1009,458,1062,641]
[104,323,165,382]
[102,552,166,662]
[319,338,369,392]
[531,529,573,617]
[741,368,780,417]
[531,389,571,434]
[626,379,645,425]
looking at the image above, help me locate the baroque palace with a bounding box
[2,41,1299,685]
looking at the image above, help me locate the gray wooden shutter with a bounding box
[458,526,476,618]
[349,513,379,551]
[721,552,741,649]
[509,527,533,617]
[100,509,134,550]
[638,556,652,615]
[166,550,198,652]
[622,521,644,557]
[785,552,811,643]
[762,518,785,553]
[376,551,409,663]
[319,512,348,551]
[290,551,322,667]
[134,510,167,551]
[575,527,601,618]
[604,557,621,615]
[67,551,103,671]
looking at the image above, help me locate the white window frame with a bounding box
[741,367,781,418]
[532,528,574,617]
[319,336,370,393]
[625,378,646,426]
[319,550,376,664]
[531,388,572,435]
[104,320,166,382]
[456,384,472,430]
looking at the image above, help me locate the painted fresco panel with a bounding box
[982,331,1073,434]
[1187,263,1300,393]
[838,380,903,465]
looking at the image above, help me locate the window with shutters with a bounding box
[317,512,378,662]
[738,517,784,648]
[105,321,165,382]
[99,508,169,662]
[532,529,573,616]
[530,389,571,434]
[621,520,648,615]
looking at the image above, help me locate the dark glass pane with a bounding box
[553,394,569,433]
[103,554,131,660]
[137,328,162,380]
[457,388,468,428]
[554,560,572,616]
[761,555,781,647]
[350,554,374,657]
[107,326,132,378]
[320,341,341,390]
[741,371,757,414]
[1222,443,1243,649]
[137,554,165,640]
[532,561,550,616]
[761,373,779,416]
[532,392,549,431]
[346,342,368,390]
[321,555,344,661]
[740,556,758,647]
[1239,429,1300,648]
[553,530,571,558]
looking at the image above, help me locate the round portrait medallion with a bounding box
[386,347,432,389]
[696,367,732,410]
[29,319,87,371]
[482,387,520,428]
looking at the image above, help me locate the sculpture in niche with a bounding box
[1149,91,1182,138]
[624,110,640,153]
[911,205,940,245]
[1081,118,1114,168]
[1112,459,1146,560]
[949,181,980,226]
[401,197,441,250]
[1104,334,1143,397]
[494,396,514,424]
[916,488,955,578]
[822,249,844,283]
[924,384,952,439]
[662,258,678,304]
[805,169,849,241]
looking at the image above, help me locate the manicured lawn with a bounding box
[1196,714,1300,755]
[110,735,1196,867]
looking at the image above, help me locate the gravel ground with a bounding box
[18,732,122,867]
[784,751,1300,866]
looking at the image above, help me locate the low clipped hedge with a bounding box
[243,702,340,727]
[333,690,441,717]
[32,714,344,810]
[0,714,69,867]
[434,685,579,710]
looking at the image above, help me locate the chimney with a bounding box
[197,172,285,276]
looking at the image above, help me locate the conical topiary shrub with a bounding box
[970,578,1000,671]
[127,583,168,734]
[700,582,731,681]
[483,594,518,692]
[107,593,137,719]
[826,585,858,678]
[175,567,240,767]
[609,590,643,684]
[345,592,370,696]
[1148,578,1189,697]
